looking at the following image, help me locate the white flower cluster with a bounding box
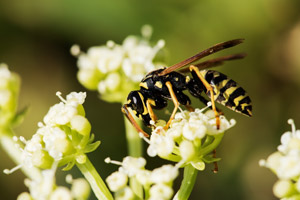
[17,169,90,200]
[71,25,166,103]
[144,108,236,170]
[260,119,300,199]
[105,156,178,200]
[0,63,20,130]
[11,92,100,171]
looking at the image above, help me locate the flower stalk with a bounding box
[76,157,113,200]
[124,114,143,157]
[175,164,198,200]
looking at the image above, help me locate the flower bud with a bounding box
[17,192,33,200]
[53,137,75,156]
[71,178,91,199]
[179,140,196,162]
[106,171,128,192]
[273,180,296,198]
[70,115,91,136]
[49,187,72,200]
[32,150,54,169]
[77,68,100,90]
[114,187,134,200]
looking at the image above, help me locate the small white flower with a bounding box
[0,89,11,107]
[49,187,73,200]
[115,186,135,200]
[260,119,300,199]
[41,126,68,160]
[0,63,12,88]
[147,130,175,158]
[43,92,86,126]
[72,26,165,103]
[66,91,86,105]
[150,164,178,184]
[106,171,128,192]
[272,180,295,199]
[179,140,196,162]
[182,120,207,140]
[71,178,91,199]
[277,151,300,179]
[149,183,173,200]
[43,103,77,126]
[17,192,33,200]
[119,156,146,177]
[104,72,121,91]
[25,169,56,200]
[135,169,151,185]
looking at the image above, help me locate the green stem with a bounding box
[123,115,143,199]
[76,157,113,200]
[198,133,224,156]
[0,133,42,181]
[175,164,198,200]
[124,115,143,157]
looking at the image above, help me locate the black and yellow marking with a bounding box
[139,82,149,89]
[201,70,252,117]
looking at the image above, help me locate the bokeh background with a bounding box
[1,0,300,199]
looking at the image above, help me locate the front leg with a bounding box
[165,81,180,129]
[122,104,149,137]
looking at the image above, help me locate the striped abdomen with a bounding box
[201,70,252,116]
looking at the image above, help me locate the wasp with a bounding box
[122,39,252,137]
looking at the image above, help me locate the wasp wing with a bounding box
[178,53,247,73]
[158,39,245,76]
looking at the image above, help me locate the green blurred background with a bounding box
[1,0,300,199]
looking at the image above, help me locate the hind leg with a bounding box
[189,65,220,129]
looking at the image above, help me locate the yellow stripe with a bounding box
[138,92,148,115]
[234,95,245,106]
[139,82,148,89]
[148,99,156,106]
[155,81,163,89]
[224,86,238,98]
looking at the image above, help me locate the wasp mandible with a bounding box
[122,39,252,137]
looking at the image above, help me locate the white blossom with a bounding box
[106,157,179,200]
[149,183,173,200]
[114,186,134,200]
[72,25,165,103]
[135,169,151,186]
[119,156,146,177]
[71,178,91,199]
[106,171,128,192]
[49,187,73,200]
[25,169,56,200]
[150,164,178,184]
[260,119,300,199]
[43,92,86,126]
[143,107,235,169]
[147,128,175,158]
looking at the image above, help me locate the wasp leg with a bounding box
[189,65,220,129]
[122,104,149,137]
[212,149,218,173]
[146,100,158,123]
[185,104,195,112]
[165,81,180,129]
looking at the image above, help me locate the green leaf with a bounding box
[62,160,76,171]
[84,141,101,153]
[11,106,29,127]
[203,154,221,163]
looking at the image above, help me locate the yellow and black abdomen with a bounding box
[201,70,252,117]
